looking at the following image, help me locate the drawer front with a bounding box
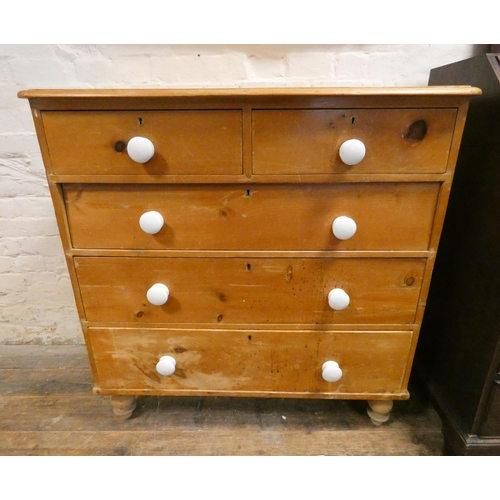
[88,327,413,395]
[42,110,243,176]
[75,257,425,325]
[65,183,439,251]
[252,108,457,174]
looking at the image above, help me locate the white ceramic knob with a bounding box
[328,288,350,311]
[332,216,357,240]
[127,136,155,163]
[147,283,170,306]
[156,355,176,376]
[322,361,343,382]
[139,211,164,235]
[339,139,366,165]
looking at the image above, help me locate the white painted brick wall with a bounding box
[0,44,486,344]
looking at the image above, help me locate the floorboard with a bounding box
[0,345,444,456]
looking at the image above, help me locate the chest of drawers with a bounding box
[19,87,479,423]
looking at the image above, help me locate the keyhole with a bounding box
[350,117,356,125]
[245,189,252,197]
[138,117,143,126]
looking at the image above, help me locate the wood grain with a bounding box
[86,328,413,396]
[252,108,458,175]
[64,183,440,251]
[18,86,481,99]
[74,257,425,325]
[41,110,243,176]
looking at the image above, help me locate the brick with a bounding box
[0,163,49,196]
[0,273,25,297]
[286,51,335,79]
[24,275,76,308]
[0,106,35,134]
[246,54,287,80]
[0,323,84,345]
[151,53,248,85]
[74,54,114,86]
[0,44,57,58]
[12,255,66,274]
[0,197,55,218]
[0,134,44,157]
[19,236,64,257]
[112,56,151,85]
[0,238,21,257]
[99,45,167,57]
[0,256,14,273]
[334,52,371,84]
[0,218,59,238]
[9,56,72,88]
[0,81,21,109]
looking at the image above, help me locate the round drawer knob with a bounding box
[156,355,176,376]
[328,288,350,311]
[127,136,155,163]
[139,211,164,235]
[322,361,343,382]
[332,216,357,240]
[339,139,366,165]
[147,283,170,306]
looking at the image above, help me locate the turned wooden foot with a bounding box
[367,400,393,425]
[110,395,137,419]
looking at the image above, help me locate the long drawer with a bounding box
[88,327,413,396]
[252,108,457,174]
[41,110,243,176]
[75,257,426,325]
[65,183,440,251]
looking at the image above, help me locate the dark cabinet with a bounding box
[416,53,500,454]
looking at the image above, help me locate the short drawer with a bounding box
[65,183,440,251]
[41,110,243,176]
[252,108,457,175]
[75,256,425,325]
[88,327,413,396]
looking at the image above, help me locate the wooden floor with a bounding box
[0,344,444,456]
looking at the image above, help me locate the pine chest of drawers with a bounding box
[19,87,479,422]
